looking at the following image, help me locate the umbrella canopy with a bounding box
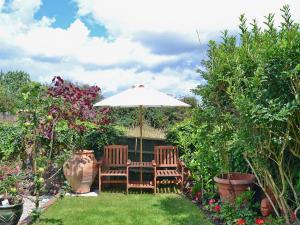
[94,85,190,107]
[94,85,190,184]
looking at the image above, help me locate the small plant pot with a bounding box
[0,199,23,225]
[63,150,98,194]
[214,172,255,203]
[260,197,273,217]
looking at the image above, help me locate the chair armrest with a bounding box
[127,159,132,166]
[97,159,103,165]
[152,160,156,166]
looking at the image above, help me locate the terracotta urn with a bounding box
[260,197,273,217]
[214,172,255,203]
[63,150,98,194]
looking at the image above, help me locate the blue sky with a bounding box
[0,0,299,97]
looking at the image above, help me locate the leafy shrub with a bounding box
[0,123,24,160]
[167,118,223,194]
[169,6,300,224]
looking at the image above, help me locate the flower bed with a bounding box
[183,180,297,225]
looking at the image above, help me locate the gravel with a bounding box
[20,195,53,222]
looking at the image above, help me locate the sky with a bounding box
[0,0,299,97]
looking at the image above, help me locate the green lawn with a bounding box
[39,193,213,225]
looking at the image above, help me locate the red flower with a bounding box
[255,218,265,224]
[214,205,221,212]
[209,199,216,205]
[236,218,246,225]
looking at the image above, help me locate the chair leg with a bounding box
[181,167,184,193]
[126,168,129,194]
[180,176,184,193]
[99,168,102,193]
[154,168,156,194]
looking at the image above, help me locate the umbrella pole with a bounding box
[139,105,143,184]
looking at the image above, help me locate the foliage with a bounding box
[0,123,24,160]
[45,76,111,148]
[0,71,30,113]
[111,96,197,129]
[15,76,115,223]
[0,163,23,204]
[0,85,14,113]
[167,118,222,194]
[191,181,202,197]
[217,191,259,225]
[168,5,300,224]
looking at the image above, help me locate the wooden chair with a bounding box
[153,146,185,193]
[98,145,131,194]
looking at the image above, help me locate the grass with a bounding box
[39,193,213,225]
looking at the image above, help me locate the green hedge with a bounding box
[0,123,24,160]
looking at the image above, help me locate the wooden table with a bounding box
[128,162,155,190]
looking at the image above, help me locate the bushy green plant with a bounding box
[0,123,24,160]
[16,77,113,223]
[169,5,300,224]
[0,71,30,113]
[219,191,259,225]
[0,163,23,204]
[167,117,222,194]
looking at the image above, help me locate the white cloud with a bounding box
[0,0,4,10]
[0,55,201,97]
[10,0,41,22]
[0,0,299,97]
[74,0,300,37]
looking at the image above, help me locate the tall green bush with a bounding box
[0,71,30,113]
[0,123,24,160]
[169,6,300,224]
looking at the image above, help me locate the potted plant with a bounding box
[62,123,99,194]
[214,172,255,203]
[213,136,255,203]
[0,164,23,225]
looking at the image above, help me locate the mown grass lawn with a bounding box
[39,193,213,225]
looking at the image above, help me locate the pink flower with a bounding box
[237,218,246,225]
[255,218,265,224]
[209,199,216,205]
[214,205,221,212]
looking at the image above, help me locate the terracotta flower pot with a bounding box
[260,197,273,217]
[214,172,255,203]
[63,150,98,194]
[0,199,23,225]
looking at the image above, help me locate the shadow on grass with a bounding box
[153,196,208,225]
[39,218,64,225]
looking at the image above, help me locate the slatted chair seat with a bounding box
[99,145,130,194]
[101,169,127,176]
[156,170,181,177]
[153,146,185,193]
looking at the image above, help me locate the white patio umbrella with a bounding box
[94,85,190,183]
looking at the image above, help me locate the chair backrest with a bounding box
[104,145,128,167]
[154,146,178,167]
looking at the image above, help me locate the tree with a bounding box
[0,71,31,113]
[0,85,14,113]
